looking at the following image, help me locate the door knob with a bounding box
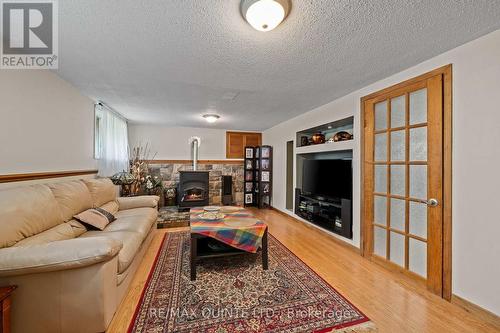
[427,198,439,207]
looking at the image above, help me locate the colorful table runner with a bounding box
[190,207,267,253]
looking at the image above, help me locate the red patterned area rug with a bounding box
[128,232,376,333]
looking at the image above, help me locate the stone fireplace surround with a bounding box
[148,161,244,206]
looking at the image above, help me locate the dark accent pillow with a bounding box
[94,207,116,223]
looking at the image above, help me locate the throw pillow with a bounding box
[94,207,116,223]
[74,208,116,231]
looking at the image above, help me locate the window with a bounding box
[94,103,129,177]
[94,105,103,159]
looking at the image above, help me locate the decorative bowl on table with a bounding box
[220,206,241,213]
[203,206,221,212]
[198,212,225,221]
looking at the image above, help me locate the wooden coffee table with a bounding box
[189,208,268,281]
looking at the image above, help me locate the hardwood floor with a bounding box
[107,208,500,333]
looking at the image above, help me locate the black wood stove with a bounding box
[178,171,209,207]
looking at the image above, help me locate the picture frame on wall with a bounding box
[245,148,254,158]
[261,171,270,182]
[255,148,260,158]
[245,182,253,192]
[245,193,253,204]
[263,183,270,194]
[245,159,253,169]
[255,160,260,169]
[262,147,271,158]
[261,159,269,170]
[245,171,253,181]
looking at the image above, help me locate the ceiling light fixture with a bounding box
[203,114,220,123]
[241,0,291,32]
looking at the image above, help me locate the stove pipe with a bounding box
[191,138,199,171]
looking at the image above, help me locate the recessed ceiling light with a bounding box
[203,114,220,123]
[241,0,291,32]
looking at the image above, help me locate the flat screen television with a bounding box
[302,159,352,200]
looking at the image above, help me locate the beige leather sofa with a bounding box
[0,178,159,333]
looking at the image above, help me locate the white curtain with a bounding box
[96,104,129,177]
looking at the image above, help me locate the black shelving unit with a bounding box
[295,190,352,239]
[244,146,257,207]
[257,145,272,208]
[244,145,273,208]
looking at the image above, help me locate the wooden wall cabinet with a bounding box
[226,132,262,159]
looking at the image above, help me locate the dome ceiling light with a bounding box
[203,114,220,123]
[241,0,291,32]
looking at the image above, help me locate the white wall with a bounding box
[0,70,96,174]
[263,29,500,315]
[129,124,245,160]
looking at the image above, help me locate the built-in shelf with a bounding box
[293,116,355,241]
[295,139,353,155]
[296,116,354,148]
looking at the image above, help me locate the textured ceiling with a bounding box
[56,0,500,130]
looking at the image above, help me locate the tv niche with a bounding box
[295,154,353,239]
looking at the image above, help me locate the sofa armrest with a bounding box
[117,195,160,210]
[0,237,122,277]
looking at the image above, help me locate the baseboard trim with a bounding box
[0,169,98,183]
[269,206,360,254]
[451,294,500,329]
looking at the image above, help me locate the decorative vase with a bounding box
[311,132,325,144]
[333,131,353,142]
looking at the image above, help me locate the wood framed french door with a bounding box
[361,65,452,299]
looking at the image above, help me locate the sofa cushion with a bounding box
[101,200,119,215]
[117,196,159,211]
[13,223,75,247]
[80,230,143,274]
[0,185,63,248]
[106,208,157,238]
[83,178,116,207]
[48,180,93,222]
[0,237,122,277]
[115,207,158,218]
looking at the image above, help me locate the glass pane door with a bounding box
[364,69,448,297]
[372,88,429,278]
